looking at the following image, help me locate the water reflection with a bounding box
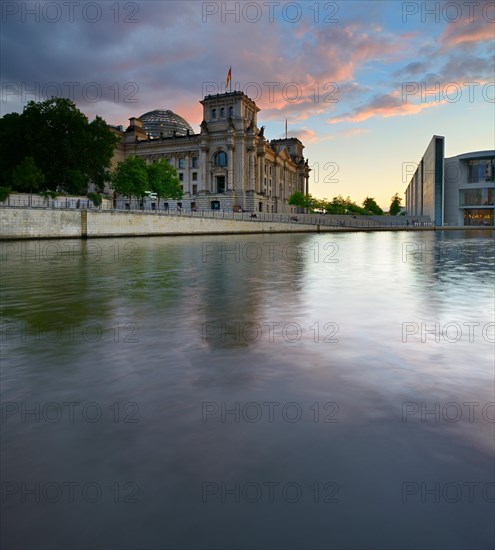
[1,231,494,550]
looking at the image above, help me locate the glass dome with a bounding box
[138,110,194,138]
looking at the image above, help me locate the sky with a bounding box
[1,0,494,208]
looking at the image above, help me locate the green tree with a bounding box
[147,159,182,208]
[288,191,307,207]
[86,117,120,193]
[288,192,321,210]
[0,187,12,202]
[325,195,349,214]
[389,192,403,215]
[0,112,26,187]
[0,98,118,195]
[87,192,103,207]
[111,156,148,208]
[12,157,45,196]
[363,197,384,215]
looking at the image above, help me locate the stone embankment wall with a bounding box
[0,208,319,239]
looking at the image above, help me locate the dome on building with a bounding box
[138,110,194,138]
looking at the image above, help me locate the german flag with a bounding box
[226,67,231,91]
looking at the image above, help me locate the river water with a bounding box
[1,230,494,550]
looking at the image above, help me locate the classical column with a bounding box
[258,154,265,194]
[200,146,208,192]
[185,153,191,195]
[249,149,255,192]
[227,144,234,191]
[235,137,245,193]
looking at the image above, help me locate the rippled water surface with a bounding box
[1,231,494,549]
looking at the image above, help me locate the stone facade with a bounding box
[111,91,311,213]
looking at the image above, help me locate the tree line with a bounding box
[0,98,182,204]
[289,192,403,216]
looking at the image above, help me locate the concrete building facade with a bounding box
[405,137,494,226]
[110,91,311,213]
[405,136,444,226]
[444,152,494,226]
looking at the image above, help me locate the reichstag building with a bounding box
[110,91,311,212]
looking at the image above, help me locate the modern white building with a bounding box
[110,91,311,213]
[444,152,494,226]
[405,137,494,226]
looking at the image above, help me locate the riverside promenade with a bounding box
[0,203,441,240]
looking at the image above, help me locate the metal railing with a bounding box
[0,198,433,228]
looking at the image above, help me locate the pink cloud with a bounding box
[329,91,446,123]
[287,128,318,143]
[440,3,495,47]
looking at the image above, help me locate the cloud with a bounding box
[329,91,446,123]
[439,1,495,48]
[0,1,412,126]
[285,128,318,143]
[1,0,492,132]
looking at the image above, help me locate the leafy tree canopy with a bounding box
[147,159,182,202]
[289,191,310,208]
[111,156,149,202]
[0,98,118,195]
[389,193,403,215]
[363,197,384,215]
[12,157,45,194]
[289,193,387,215]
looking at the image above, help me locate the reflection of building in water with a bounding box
[405,136,494,226]
[199,237,307,350]
[109,91,311,214]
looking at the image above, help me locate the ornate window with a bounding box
[211,108,217,119]
[229,106,234,117]
[220,107,225,118]
[214,151,227,167]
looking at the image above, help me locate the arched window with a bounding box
[220,107,225,118]
[211,108,217,119]
[214,151,227,167]
[229,106,233,117]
